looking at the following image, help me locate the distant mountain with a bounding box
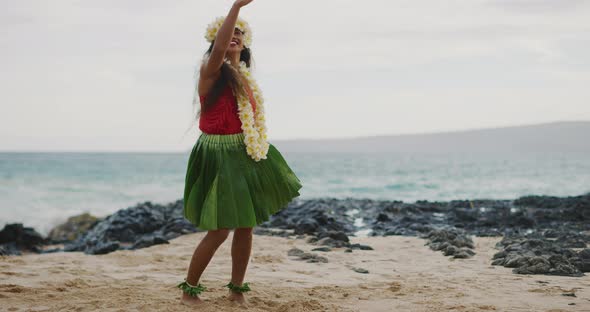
[272,121,590,154]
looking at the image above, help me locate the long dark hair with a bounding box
[193,40,254,120]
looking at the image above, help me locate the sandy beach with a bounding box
[1,232,589,312]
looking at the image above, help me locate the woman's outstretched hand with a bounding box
[234,0,254,8]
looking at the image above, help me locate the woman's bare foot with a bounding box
[180,292,205,306]
[227,290,248,306]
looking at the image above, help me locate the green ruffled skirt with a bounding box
[183,132,303,230]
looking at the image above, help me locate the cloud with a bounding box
[0,0,589,150]
[488,0,589,12]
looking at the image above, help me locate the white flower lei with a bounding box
[224,60,269,161]
[204,16,267,161]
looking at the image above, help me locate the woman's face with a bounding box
[227,28,245,54]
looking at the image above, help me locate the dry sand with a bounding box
[1,232,589,312]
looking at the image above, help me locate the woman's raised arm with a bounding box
[200,0,254,80]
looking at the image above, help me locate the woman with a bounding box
[177,0,303,307]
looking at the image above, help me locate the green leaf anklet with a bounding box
[177,278,207,297]
[224,281,251,293]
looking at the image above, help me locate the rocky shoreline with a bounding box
[1,192,589,277]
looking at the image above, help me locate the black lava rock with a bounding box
[63,200,199,255]
[491,234,586,277]
[0,223,46,255]
[422,228,476,259]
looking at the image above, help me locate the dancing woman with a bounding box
[177,0,303,306]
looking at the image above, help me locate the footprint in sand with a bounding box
[252,254,283,264]
[388,281,401,292]
[0,284,27,293]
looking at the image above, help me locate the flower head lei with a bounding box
[205,16,253,47]
[204,17,268,161]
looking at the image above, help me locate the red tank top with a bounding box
[198,84,257,134]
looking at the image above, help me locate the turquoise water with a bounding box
[1,151,589,236]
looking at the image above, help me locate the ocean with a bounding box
[1,151,589,236]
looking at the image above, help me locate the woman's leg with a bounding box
[181,228,230,303]
[228,227,254,303]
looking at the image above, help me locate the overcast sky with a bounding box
[1,0,589,152]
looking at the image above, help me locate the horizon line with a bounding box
[1,119,588,153]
